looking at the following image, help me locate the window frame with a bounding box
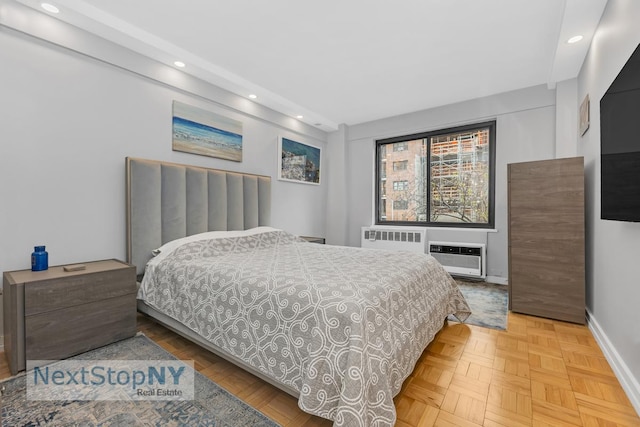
[375,120,496,229]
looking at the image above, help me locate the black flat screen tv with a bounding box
[600,43,640,222]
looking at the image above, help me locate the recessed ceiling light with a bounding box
[248,94,257,99]
[173,61,186,68]
[41,3,59,13]
[296,115,304,119]
[567,35,583,44]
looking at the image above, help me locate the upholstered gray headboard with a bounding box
[126,157,271,275]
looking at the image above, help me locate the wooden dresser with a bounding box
[3,259,137,374]
[507,157,585,324]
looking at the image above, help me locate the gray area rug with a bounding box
[0,334,279,427]
[449,279,508,330]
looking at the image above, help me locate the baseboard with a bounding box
[586,309,640,416]
[486,275,508,285]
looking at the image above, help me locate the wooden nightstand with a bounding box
[300,236,326,244]
[3,259,136,375]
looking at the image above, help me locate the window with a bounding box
[376,121,496,228]
[393,142,408,152]
[393,160,408,171]
[393,200,408,210]
[393,180,409,191]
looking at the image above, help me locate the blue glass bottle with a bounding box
[31,245,48,271]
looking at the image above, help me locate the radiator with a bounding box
[361,227,426,253]
[428,241,486,279]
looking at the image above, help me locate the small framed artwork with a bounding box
[172,101,243,162]
[278,136,321,185]
[579,94,590,136]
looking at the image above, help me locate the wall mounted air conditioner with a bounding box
[361,227,426,253]
[428,241,486,279]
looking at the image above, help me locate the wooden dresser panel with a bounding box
[508,157,586,324]
[25,294,136,361]
[24,267,135,316]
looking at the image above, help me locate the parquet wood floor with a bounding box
[1,311,638,426]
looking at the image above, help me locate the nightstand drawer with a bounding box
[300,236,326,244]
[25,267,135,316]
[25,294,136,361]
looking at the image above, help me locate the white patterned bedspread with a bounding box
[138,228,471,426]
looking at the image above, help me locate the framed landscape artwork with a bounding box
[278,136,321,185]
[172,101,243,162]
[580,94,590,136]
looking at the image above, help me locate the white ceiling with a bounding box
[15,0,608,131]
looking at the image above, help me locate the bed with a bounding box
[126,157,471,427]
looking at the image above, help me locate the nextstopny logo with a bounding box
[26,360,195,401]
[33,365,186,388]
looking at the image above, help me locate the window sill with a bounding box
[369,225,498,233]
[424,227,498,233]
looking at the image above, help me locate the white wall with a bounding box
[324,124,349,245]
[332,85,557,282]
[555,78,579,158]
[0,6,328,276]
[575,0,640,411]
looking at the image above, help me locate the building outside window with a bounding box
[393,200,408,210]
[376,121,496,227]
[393,160,408,171]
[393,141,408,152]
[393,180,409,191]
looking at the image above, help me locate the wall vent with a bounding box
[361,227,426,253]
